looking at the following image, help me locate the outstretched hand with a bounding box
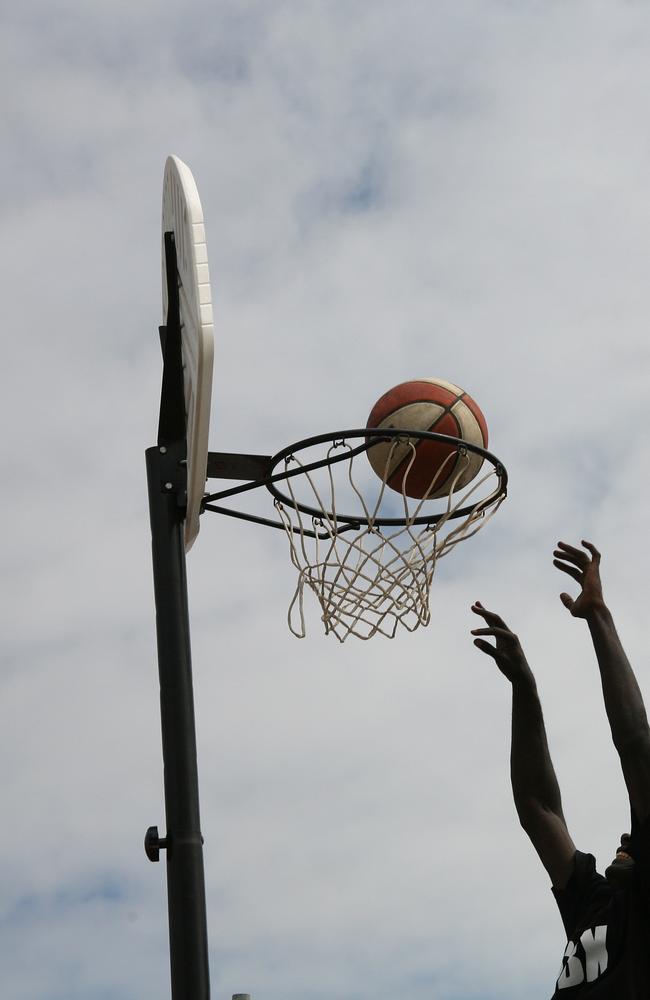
[553,540,605,618]
[471,602,532,684]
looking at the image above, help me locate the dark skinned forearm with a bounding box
[587,602,650,751]
[470,601,567,824]
[511,670,566,824]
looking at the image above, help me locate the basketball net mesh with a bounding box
[274,440,505,641]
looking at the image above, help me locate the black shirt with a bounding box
[550,812,650,997]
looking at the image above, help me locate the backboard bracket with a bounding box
[154,442,188,507]
[157,233,187,452]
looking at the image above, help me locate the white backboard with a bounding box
[162,155,214,551]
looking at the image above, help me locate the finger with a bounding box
[553,560,583,584]
[471,627,515,639]
[581,540,601,561]
[554,543,589,567]
[471,603,508,628]
[557,541,585,555]
[473,638,498,658]
[559,592,575,611]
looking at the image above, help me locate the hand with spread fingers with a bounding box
[553,540,604,619]
[470,602,532,685]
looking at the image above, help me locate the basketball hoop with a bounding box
[202,428,507,642]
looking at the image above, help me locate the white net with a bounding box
[273,437,506,641]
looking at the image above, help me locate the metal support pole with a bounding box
[146,445,211,1000]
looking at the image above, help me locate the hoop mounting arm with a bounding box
[206,451,272,482]
[203,450,347,539]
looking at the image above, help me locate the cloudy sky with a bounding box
[4,1,650,998]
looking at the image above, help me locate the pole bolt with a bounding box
[164,482,174,491]
[144,825,169,862]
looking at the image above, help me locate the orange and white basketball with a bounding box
[366,378,488,499]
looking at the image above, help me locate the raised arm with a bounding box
[471,603,576,888]
[554,540,650,823]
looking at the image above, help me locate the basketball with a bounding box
[366,378,489,499]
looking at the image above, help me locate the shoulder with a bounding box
[552,851,604,896]
[552,851,612,936]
